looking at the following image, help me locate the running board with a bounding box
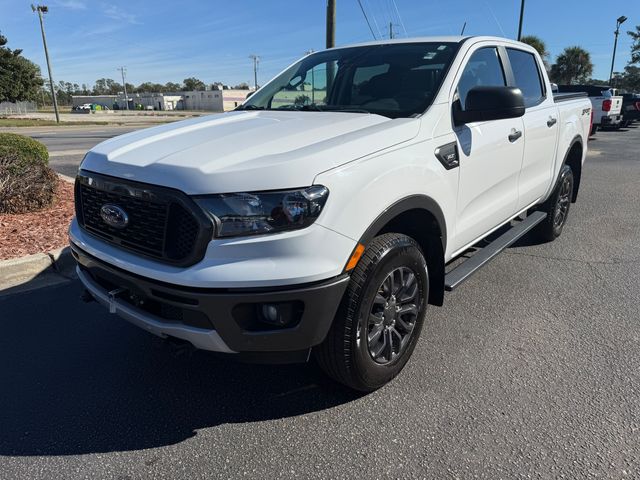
[444,211,547,291]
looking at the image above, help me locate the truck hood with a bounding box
[81,110,420,194]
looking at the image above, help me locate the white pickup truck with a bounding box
[558,84,623,132]
[71,36,591,391]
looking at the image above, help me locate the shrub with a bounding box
[0,134,56,214]
[0,161,58,214]
[0,133,49,172]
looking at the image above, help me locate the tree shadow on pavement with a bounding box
[0,280,362,456]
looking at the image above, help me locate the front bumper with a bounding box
[72,243,349,360]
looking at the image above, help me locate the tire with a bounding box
[590,125,598,136]
[314,233,429,392]
[534,164,574,242]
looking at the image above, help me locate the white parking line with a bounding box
[48,149,89,157]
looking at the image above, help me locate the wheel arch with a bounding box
[562,135,583,203]
[358,195,447,307]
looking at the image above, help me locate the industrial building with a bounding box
[71,89,251,112]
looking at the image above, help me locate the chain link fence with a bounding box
[0,101,38,115]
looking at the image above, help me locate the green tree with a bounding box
[613,65,640,91]
[629,25,640,64]
[164,82,182,91]
[550,46,594,84]
[135,82,165,93]
[182,77,206,91]
[0,32,44,102]
[520,35,549,62]
[92,78,122,95]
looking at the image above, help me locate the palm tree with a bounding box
[520,35,550,70]
[629,25,640,64]
[550,46,594,85]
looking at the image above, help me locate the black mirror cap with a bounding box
[454,86,525,125]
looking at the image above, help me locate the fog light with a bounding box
[257,302,302,328]
[261,304,282,325]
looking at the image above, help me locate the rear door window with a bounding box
[506,48,545,107]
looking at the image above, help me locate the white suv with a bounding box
[71,36,591,391]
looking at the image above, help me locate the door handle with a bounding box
[508,129,522,142]
[547,117,557,127]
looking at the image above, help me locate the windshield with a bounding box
[239,42,459,119]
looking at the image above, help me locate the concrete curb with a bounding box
[0,246,76,295]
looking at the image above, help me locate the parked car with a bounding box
[76,103,93,111]
[71,36,591,391]
[621,93,640,126]
[558,85,623,133]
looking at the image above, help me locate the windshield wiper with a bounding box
[321,106,372,114]
[235,104,265,111]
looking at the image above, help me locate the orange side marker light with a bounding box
[345,243,365,272]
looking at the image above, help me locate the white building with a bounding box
[72,89,250,112]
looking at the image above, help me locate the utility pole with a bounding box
[249,54,260,91]
[326,0,335,48]
[609,15,628,85]
[389,22,394,39]
[517,0,525,40]
[31,4,59,123]
[326,0,336,95]
[306,50,315,103]
[117,66,129,110]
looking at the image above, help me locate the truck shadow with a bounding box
[0,281,362,456]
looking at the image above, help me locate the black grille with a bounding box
[75,172,213,266]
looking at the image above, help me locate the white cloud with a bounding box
[103,4,140,25]
[53,0,87,9]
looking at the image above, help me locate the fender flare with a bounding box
[357,194,447,306]
[359,194,447,252]
[561,134,584,202]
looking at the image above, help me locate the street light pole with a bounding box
[31,4,59,123]
[118,66,129,110]
[517,0,525,41]
[609,15,628,85]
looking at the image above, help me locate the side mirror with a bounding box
[245,91,255,99]
[454,86,525,125]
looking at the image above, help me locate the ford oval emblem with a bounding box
[100,204,129,229]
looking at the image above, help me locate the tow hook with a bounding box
[107,287,127,313]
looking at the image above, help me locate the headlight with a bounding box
[194,185,329,238]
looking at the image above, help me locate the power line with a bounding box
[390,0,407,36]
[356,0,377,39]
[365,0,384,39]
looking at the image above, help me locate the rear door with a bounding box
[505,47,560,210]
[451,45,524,252]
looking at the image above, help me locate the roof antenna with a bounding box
[460,21,467,35]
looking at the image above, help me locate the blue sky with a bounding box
[1,0,637,87]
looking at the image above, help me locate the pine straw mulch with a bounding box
[0,178,75,260]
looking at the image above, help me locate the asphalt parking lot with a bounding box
[1,125,639,479]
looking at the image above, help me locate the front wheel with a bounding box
[534,164,574,242]
[314,233,428,392]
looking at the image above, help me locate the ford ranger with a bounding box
[71,36,592,391]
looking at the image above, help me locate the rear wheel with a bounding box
[534,164,574,242]
[315,233,428,392]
